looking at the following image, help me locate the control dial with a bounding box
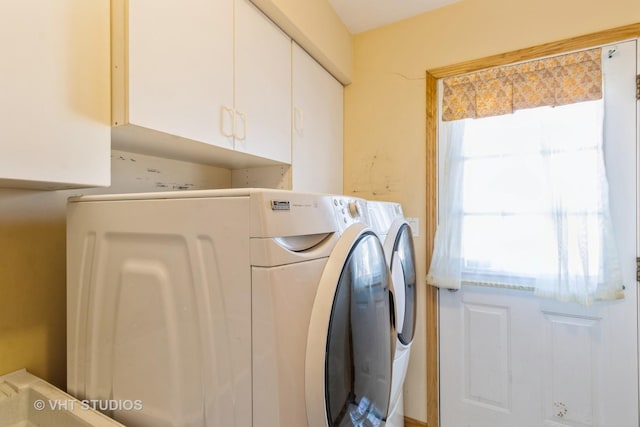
[347,201,360,218]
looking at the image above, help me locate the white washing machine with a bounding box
[367,201,417,427]
[67,189,396,427]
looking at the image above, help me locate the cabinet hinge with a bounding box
[637,257,640,282]
[637,75,640,100]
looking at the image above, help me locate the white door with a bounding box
[0,0,110,189]
[234,0,291,163]
[292,43,344,194]
[439,40,638,427]
[125,0,234,149]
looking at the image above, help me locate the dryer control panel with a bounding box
[332,196,369,234]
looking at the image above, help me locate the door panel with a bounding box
[463,302,510,412]
[127,0,233,148]
[439,40,638,427]
[542,311,601,425]
[234,0,291,163]
[292,43,344,193]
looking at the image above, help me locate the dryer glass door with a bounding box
[392,223,417,345]
[307,227,394,427]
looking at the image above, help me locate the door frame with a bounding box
[424,22,640,427]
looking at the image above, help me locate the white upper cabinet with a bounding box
[291,43,344,194]
[234,0,292,164]
[0,0,111,190]
[119,0,234,150]
[112,0,292,168]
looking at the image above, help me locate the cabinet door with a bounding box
[125,0,234,149]
[292,43,344,194]
[234,0,292,164]
[0,0,110,189]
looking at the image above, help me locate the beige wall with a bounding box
[0,151,231,388]
[345,0,640,422]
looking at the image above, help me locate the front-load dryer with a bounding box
[67,189,396,427]
[367,201,417,427]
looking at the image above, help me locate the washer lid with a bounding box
[306,223,395,427]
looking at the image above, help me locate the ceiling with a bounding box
[328,0,460,34]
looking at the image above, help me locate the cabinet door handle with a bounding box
[294,107,304,133]
[220,106,235,138]
[235,111,247,141]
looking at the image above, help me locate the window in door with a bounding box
[429,48,625,305]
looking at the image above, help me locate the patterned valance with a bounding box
[441,48,602,121]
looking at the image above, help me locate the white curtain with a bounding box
[426,120,465,290]
[427,100,624,306]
